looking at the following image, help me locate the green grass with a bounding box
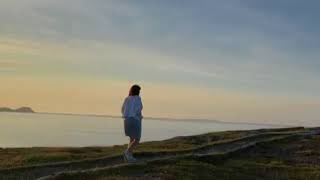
[50,129,320,180]
[0,127,317,180]
[0,129,256,169]
[0,146,126,168]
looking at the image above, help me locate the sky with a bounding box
[0,0,319,126]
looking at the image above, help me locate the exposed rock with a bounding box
[0,107,35,113]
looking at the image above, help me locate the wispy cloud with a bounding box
[0,1,319,122]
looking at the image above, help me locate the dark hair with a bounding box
[129,84,141,96]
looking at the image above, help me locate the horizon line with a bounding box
[35,111,286,127]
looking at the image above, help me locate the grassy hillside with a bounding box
[0,127,319,180]
[0,128,280,168]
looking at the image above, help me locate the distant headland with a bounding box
[0,107,35,113]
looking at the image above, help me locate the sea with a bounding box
[0,112,283,147]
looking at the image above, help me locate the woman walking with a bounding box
[121,84,143,162]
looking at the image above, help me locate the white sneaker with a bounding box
[129,154,137,162]
[123,150,137,163]
[123,150,130,162]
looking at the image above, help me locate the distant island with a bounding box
[0,107,35,113]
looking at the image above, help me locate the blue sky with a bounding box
[0,1,319,125]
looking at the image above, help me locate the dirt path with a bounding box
[0,130,316,180]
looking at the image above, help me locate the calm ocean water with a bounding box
[0,112,281,147]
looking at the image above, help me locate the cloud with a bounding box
[0,1,319,123]
[0,63,22,73]
[0,1,319,97]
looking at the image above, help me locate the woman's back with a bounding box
[122,96,143,119]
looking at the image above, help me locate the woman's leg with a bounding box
[127,138,139,154]
[126,117,141,155]
[128,137,134,148]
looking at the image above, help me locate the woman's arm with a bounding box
[135,97,143,119]
[121,98,127,117]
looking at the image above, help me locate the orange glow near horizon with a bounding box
[1,76,319,126]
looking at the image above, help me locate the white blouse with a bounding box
[121,96,143,119]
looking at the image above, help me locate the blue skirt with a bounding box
[124,117,142,140]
